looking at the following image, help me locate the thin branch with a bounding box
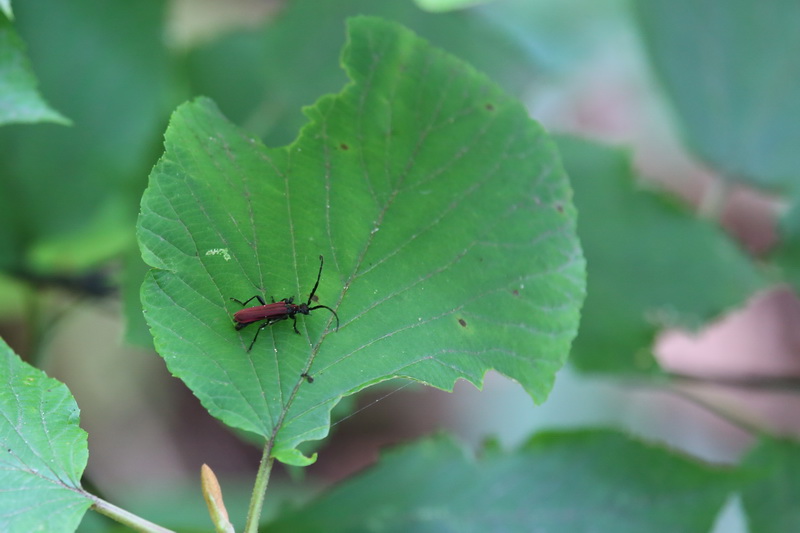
[664,371,800,392]
[87,493,175,533]
[662,386,766,436]
[620,373,778,436]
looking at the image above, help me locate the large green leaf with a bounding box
[559,136,765,372]
[0,14,68,125]
[0,337,91,532]
[138,17,584,465]
[634,0,800,190]
[740,437,800,533]
[268,430,738,532]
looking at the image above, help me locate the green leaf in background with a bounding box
[185,0,541,146]
[122,249,156,349]
[0,0,11,20]
[634,0,800,191]
[138,17,584,465]
[740,437,800,533]
[0,0,172,273]
[772,203,800,292]
[414,0,484,12]
[0,14,68,125]
[267,429,738,532]
[0,337,91,532]
[558,136,765,372]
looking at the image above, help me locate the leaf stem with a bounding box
[244,442,275,533]
[87,493,175,533]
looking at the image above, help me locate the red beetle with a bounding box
[231,256,340,351]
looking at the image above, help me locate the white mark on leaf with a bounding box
[205,248,231,261]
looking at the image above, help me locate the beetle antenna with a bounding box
[307,255,325,305]
[309,305,340,331]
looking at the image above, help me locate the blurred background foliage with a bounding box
[2,0,799,531]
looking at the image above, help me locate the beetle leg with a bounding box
[247,321,270,352]
[231,295,266,307]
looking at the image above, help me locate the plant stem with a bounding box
[244,442,275,533]
[87,493,174,533]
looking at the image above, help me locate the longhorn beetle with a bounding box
[231,255,340,351]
